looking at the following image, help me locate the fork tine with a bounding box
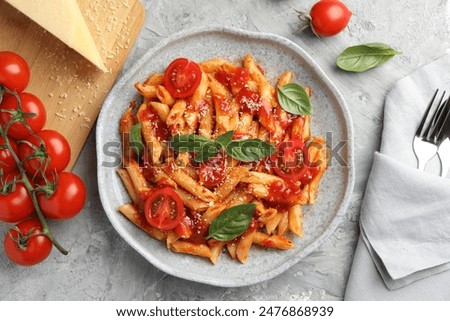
[436,98,450,140]
[427,95,449,141]
[416,89,439,137]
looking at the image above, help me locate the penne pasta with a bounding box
[117,54,327,264]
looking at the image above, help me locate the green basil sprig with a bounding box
[169,130,275,163]
[208,203,256,241]
[336,43,401,72]
[277,83,312,115]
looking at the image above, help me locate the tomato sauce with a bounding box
[140,104,169,141]
[186,211,210,244]
[266,180,302,205]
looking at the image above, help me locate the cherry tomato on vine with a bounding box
[0,171,34,223]
[37,172,86,220]
[305,0,352,37]
[163,58,202,99]
[19,129,71,176]
[0,92,47,139]
[4,218,52,266]
[144,187,185,230]
[0,51,30,93]
[0,136,18,175]
[198,152,227,188]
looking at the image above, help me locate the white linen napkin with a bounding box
[345,55,450,300]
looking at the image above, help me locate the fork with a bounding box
[436,101,450,177]
[413,89,447,171]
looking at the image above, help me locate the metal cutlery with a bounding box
[413,89,447,171]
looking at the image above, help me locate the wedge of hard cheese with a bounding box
[5,0,107,72]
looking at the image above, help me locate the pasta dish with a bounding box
[116,54,327,264]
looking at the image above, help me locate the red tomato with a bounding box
[198,152,227,188]
[0,136,18,175]
[19,129,71,176]
[0,92,47,139]
[271,139,320,186]
[37,172,86,220]
[3,218,52,266]
[144,187,185,230]
[309,0,352,37]
[163,58,202,99]
[0,51,30,92]
[0,172,34,223]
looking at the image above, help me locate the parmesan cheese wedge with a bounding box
[5,0,107,72]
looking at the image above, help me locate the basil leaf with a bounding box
[194,142,221,163]
[225,138,276,162]
[215,130,234,147]
[277,83,312,115]
[169,134,214,153]
[336,43,401,72]
[130,123,144,154]
[208,203,256,241]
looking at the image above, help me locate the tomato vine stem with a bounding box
[0,88,68,255]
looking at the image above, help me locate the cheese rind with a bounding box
[6,0,107,72]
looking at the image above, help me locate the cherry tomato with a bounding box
[163,58,202,98]
[144,187,185,230]
[271,139,320,186]
[198,152,227,188]
[0,51,30,92]
[0,92,47,139]
[309,0,352,37]
[0,136,18,175]
[19,129,71,176]
[0,172,34,223]
[37,172,86,220]
[3,218,52,266]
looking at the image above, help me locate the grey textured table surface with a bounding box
[1,0,449,300]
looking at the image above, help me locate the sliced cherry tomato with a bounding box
[271,139,319,186]
[236,87,262,115]
[144,187,185,230]
[0,136,18,175]
[163,58,202,99]
[198,152,227,188]
[0,51,30,92]
[0,92,47,140]
[0,171,34,223]
[309,0,352,37]
[3,218,52,266]
[19,129,71,176]
[37,172,87,220]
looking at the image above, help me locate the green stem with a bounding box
[0,89,68,255]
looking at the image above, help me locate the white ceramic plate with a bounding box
[96,27,354,287]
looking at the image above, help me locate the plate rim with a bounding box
[96,26,355,287]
